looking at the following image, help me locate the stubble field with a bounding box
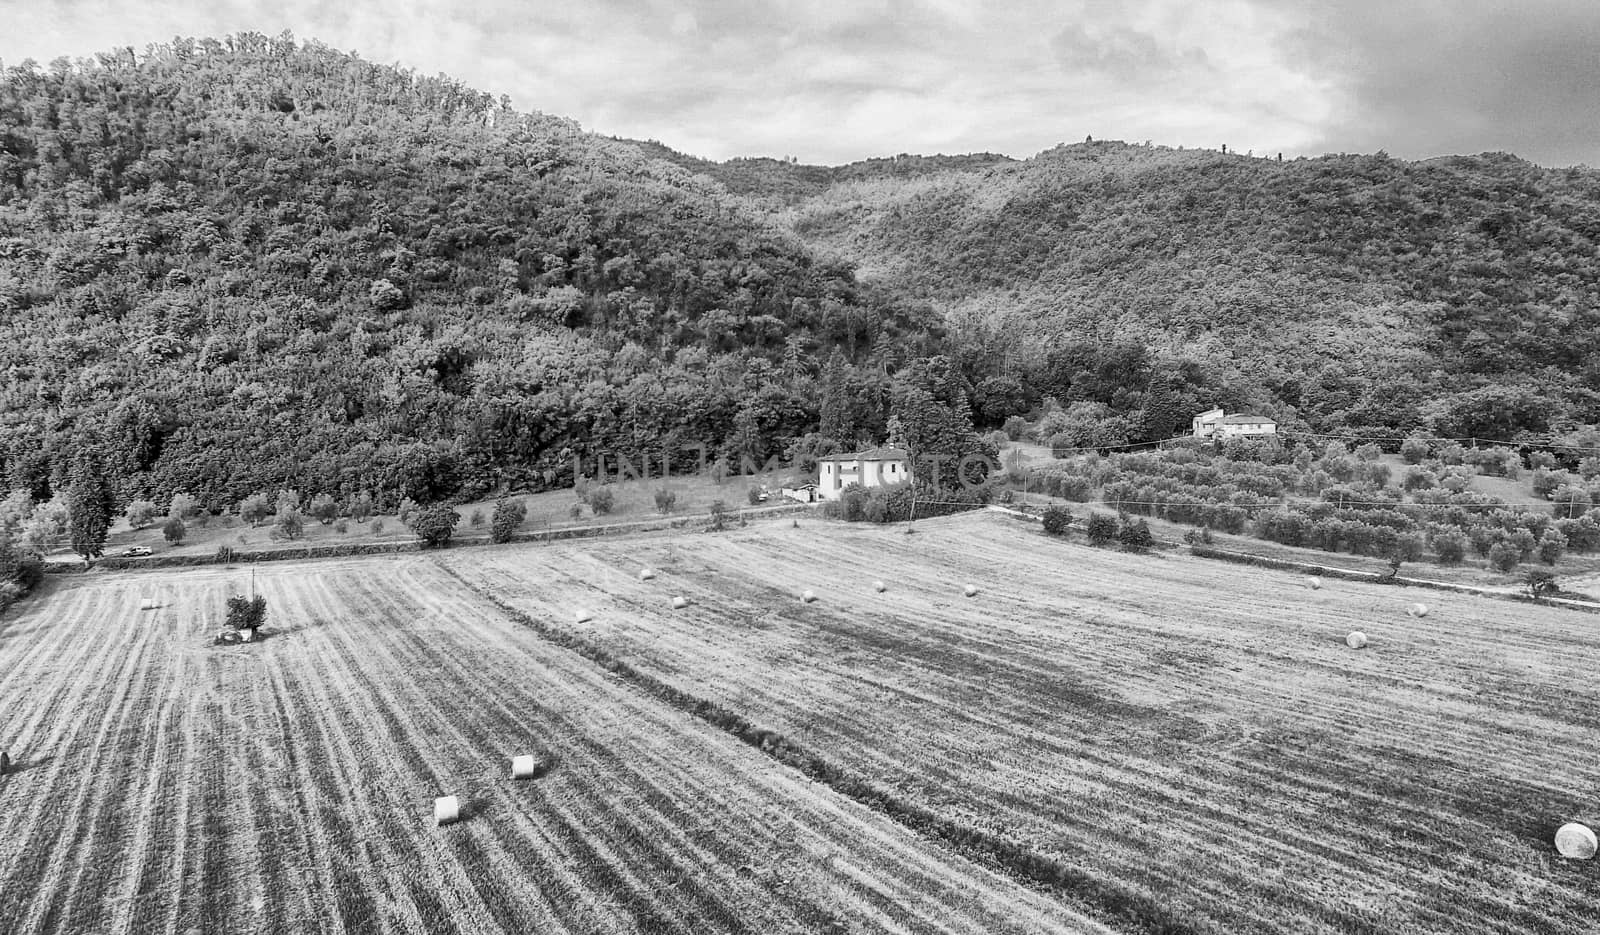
[1,512,1596,934]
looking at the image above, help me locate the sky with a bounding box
[3,0,1599,167]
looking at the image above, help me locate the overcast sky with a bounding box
[5,0,1599,166]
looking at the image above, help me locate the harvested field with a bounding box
[443,512,1600,935]
[0,555,1109,934]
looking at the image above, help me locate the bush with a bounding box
[1538,528,1567,565]
[1355,443,1382,462]
[708,500,729,531]
[1392,531,1425,563]
[1579,457,1600,480]
[985,429,1011,449]
[125,500,159,529]
[587,486,615,515]
[276,509,304,541]
[162,516,186,545]
[1551,484,1592,519]
[746,486,762,506]
[349,492,375,523]
[1528,451,1557,470]
[408,504,460,548]
[1041,506,1072,536]
[1086,512,1119,546]
[1526,569,1559,598]
[1002,416,1030,440]
[568,503,582,521]
[1181,526,1214,546]
[490,498,527,543]
[1357,462,1392,488]
[333,519,348,534]
[239,493,272,526]
[214,545,234,563]
[1118,517,1154,553]
[1401,467,1436,491]
[1438,443,1466,465]
[1400,437,1430,464]
[371,519,386,535]
[656,487,678,514]
[467,508,484,527]
[1431,526,1468,564]
[1488,539,1520,572]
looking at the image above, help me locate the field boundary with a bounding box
[41,503,818,574]
[437,562,1214,935]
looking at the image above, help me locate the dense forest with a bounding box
[0,33,979,527]
[4,32,1600,568]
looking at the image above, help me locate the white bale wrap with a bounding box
[240,628,255,643]
[1407,603,1429,618]
[575,609,594,623]
[1346,631,1368,649]
[873,580,887,593]
[963,584,978,597]
[1306,576,1321,590]
[139,598,156,611]
[434,795,460,826]
[672,596,688,610]
[801,590,816,603]
[639,568,656,581]
[1555,822,1597,859]
[511,755,539,780]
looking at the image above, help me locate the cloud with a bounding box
[1,0,1595,165]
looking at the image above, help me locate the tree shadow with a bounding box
[1,753,51,776]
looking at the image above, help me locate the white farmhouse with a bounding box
[1193,408,1278,439]
[816,447,911,500]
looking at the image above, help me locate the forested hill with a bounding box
[0,34,953,512]
[777,140,1600,443]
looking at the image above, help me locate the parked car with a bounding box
[121,546,153,557]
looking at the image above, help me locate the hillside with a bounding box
[0,34,948,514]
[778,140,1600,440]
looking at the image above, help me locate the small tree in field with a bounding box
[349,491,375,523]
[490,497,526,544]
[746,486,762,506]
[1041,506,1072,536]
[655,487,678,515]
[1538,528,1567,565]
[1399,437,1430,464]
[1488,539,1520,573]
[1086,512,1119,546]
[587,486,615,515]
[169,491,198,519]
[275,508,304,541]
[1526,569,1559,599]
[309,493,338,524]
[125,500,159,529]
[1431,526,1468,565]
[409,504,460,548]
[225,594,268,632]
[468,508,485,528]
[708,500,729,531]
[162,516,186,545]
[240,493,272,527]
[1118,516,1154,553]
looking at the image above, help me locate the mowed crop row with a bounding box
[0,557,1112,935]
[443,512,1600,935]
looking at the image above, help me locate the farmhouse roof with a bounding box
[1220,414,1276,425]
[819,447,909,462]
[1195,407,1225,419]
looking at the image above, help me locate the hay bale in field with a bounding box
[1306,576,1321,590]
[639,568,656,581]
[239,628,255,643]
[1346,631,1368,649]
[873,580,886,593]
[511,755,539,779]
[575,609,594,624]
[434,795,460,826]
[963,584,978,597]
[139,597,156,611]
[1556,822,1597,859]
[671,596,688,609]
[801,590,816,603]
[219,630,241,645]
[1407,603,1429,618]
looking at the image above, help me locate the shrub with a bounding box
[396,497,421,526]
[573,475,592,501]
[1431,526,1468,564]
[370,519,386,535]
[1357,462,1392,488]
[1579,457,1600,480]
[1392,531,1425,563]
[408,504,460,548]
[310,493,339,524]
[1181,526,1214,546]
[276,509,304,541]
[1086,512,1119,546]
[1002,416,1030,440]
[1041,506,1072,536]
[1438,443,1466,465]
[214,545,234,563]
[1355,443,1382,462]
[654,487,678,514]
[1488,539,1520,572]
[1401,467,1436,491]
[838,484,868,522]
[349,491,375,523]
[587,486,615,515]
[708,500,729,531]
[862,497,888,524]
[986,429,1010,449]
[125,500,159,529]
[568,503,582,521]
[1118,517,1154,552]
[239,493,272,526]
[1399,437,1430,464]
[1509,528,1539,561]
[1526,569,1559,598]
[746,486,762,506]
[161,516,186,545]
[1528,451,1557,470]
[490,497,527,543]
[468,508,485,527]
[1538,528,1567,565]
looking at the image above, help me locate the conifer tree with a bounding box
[67,448,116,560]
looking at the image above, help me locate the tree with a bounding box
[708,499,729,531]
[655,488,678,514]
[1118,516,1154,552]
[309,493,338,524]
[240,493,272,526]
[409,504,460,548]
[1137,378,1182,441]
[67,450,116,560]
[125,500,160,529]
[1551,484,1592,519]
[1041,506,1072,536]
[1538,528,1567,565]
[275,509,304,540]
[349,491,376,522]
[1399,437,1430,464]
[162,516,186,545]
[225,594,268,631]
[490,497,527,543]
[1525,569,1559,599]
[168,492,198,518]
[1431,526,1468,565]
[1086,512,1119,546]
[588,486,615,515]
[1487,539,1520,573]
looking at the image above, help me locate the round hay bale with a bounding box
[511,754,539,780]
[1407,603,1429,618]
[139,597,156,611]
[239,628,255,643]
[1556,822,1597,859]
[639,568,656,581]
[801,590,816,603]
[1306,576,1321,590]
[434,795,460,826]
[963,584,978,597]
[220,630,241,645]
[574,609,594,624]
[873,580,887,593]
[1346,631,1368,649]
[671,596,688,610]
